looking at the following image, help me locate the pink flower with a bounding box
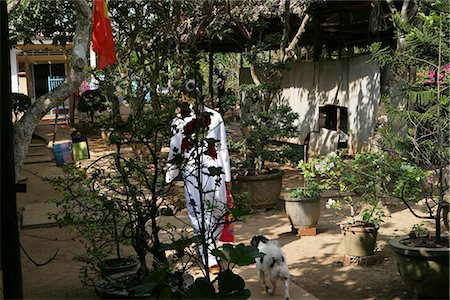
[427,177,433,184]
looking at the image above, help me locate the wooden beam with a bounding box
[1,2,24,298]
[313,14,322,61]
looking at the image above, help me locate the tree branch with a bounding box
[401,0,411,21]
[7,0,20,14]
[13,0,91,177]
[386,0,398,15]
[284,14,310,61]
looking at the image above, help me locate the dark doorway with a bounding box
[33,63,65,98]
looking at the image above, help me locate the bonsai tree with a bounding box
[371,0,449,244]
[316,152,389,257]
[51,164,136,286]
[238,63,298,175]
[77,89,108,124]
[53,67,258,298]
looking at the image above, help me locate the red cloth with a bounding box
[92,0,116,69]
[219,189,235,242]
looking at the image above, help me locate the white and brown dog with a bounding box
[251,235,290,300]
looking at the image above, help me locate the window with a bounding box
[319,105,348,133]
[319,105,348,148]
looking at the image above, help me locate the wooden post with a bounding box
[1,2,24,298]
[208,50,214,108]
[313,14,322,62]
[336,107,341,133]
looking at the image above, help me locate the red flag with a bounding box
[92,0,116,69]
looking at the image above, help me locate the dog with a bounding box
[251,235,290,300]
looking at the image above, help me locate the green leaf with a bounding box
[229,243,263,266]
[187,277,217,299]
[217,269,250,299]
[207,166,224,177]
[211,248,228,262]
[129,267,167,296]
[161,207,174,216]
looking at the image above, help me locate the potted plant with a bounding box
[51,164,139,285]
[370,1,449,298]
[231,90,300,209]
[321,152,387,257]
[283,158,327,236]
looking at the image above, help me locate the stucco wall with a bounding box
[240,54,380,155]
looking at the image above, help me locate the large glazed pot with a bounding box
[341,222,379,257]
[390,235,449,299]
[232,170,283,209]
[284,195,320,230]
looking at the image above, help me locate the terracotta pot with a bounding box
[390,236,449,299]
[284,195,321,230]
[232,170,283,209]
[341,222,378,257]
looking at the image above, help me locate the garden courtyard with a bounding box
[3,1,449,299]
[13,116,430,300]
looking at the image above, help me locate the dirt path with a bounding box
[11,121,429,299]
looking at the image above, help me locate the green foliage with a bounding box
[9,0,77,46]
[409,223,430,238]
[371,0,449,240]
[11,93,31,119]
[77,89,108,123]
[187,269,251,299]
[212,243,263,267]
[319,152,391,225]
[289,157,331,199]
[128,267,186,298]
[235,100,300,173]
[50,163,130,285]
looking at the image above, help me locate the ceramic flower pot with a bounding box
[100,257,139,276]
[390,235,450,299]
[284,195,321,230]
[232,169,283,209]
[341,222,378,257]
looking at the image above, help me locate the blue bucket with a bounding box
[53,142,73,166]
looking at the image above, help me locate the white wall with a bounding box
[10,49,19,93]
[240,54,381,155]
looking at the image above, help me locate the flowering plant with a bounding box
[288,157,332,199]
[319,152,390,225]
[416,64,450,85]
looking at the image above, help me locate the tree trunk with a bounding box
[12,0,91,177]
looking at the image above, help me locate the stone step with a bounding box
[29,143,47,147]
[26,152,50,157]
[18,202,59,229]
[24,156,53,164]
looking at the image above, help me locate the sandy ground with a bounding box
[7,118,436,299]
